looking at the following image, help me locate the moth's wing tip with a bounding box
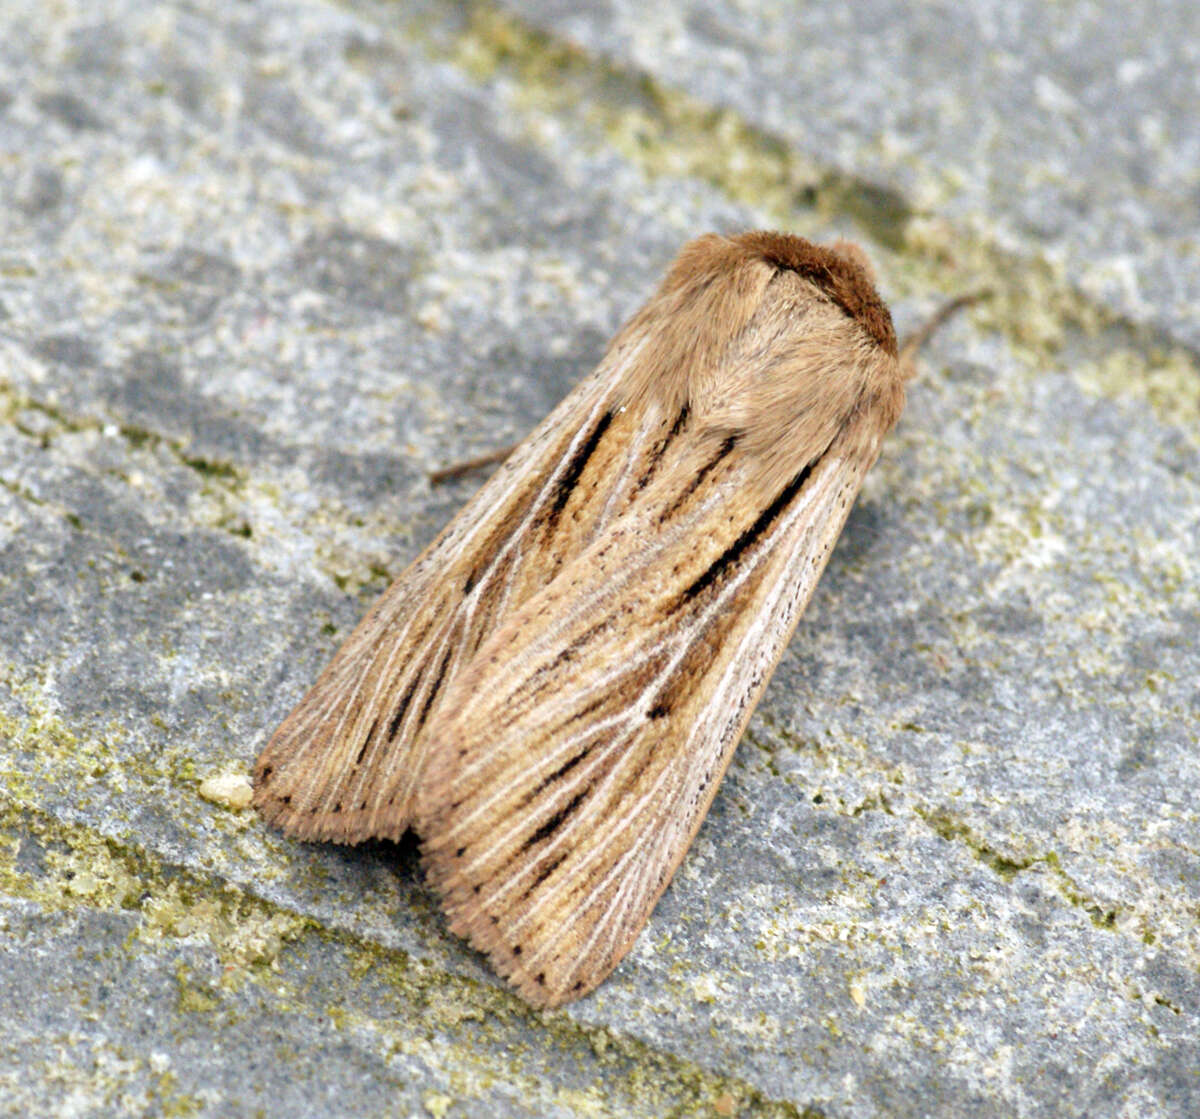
[248,773,298,832]
[419,833,602,1010]
[248,740,308,830]
[250,778,412,846]
[250,724,417,843]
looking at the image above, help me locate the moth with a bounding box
[254,231,959,1008]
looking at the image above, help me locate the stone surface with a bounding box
[0,0,1197,1116]
[498,0,1200,350]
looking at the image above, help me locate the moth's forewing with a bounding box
[414,238,903,1007]
[254,322,677,842]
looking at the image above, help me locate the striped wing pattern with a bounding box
[252,338,685,843]
[252,231,906,1006]
[416,433,873,1006]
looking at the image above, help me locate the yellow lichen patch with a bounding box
[0,669,139,810]
[0,802,808,1115]
[1073,346,1200,433]
[962,496,1067,576]
[423,1092,455,1118]
[0,803,308,989]
[0,815,143,914]
[0,1036,203,1119]
[448,5,867,240]
[900,215,1078,354]
[137,879,308,979]
[174,962,222,1015]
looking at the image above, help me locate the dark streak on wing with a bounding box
[667,404,690,439]
[608,705,669,803]
[659,434,737,523]
[414,642,455,732]
[510,698,611,809]
[635,404,690,491]
[511,619,613,708]
[529,743,593,799]
[526,852,568,894]
[521,789,589,852]
[354,717,380,767]
[681,456,817,604]
[552,618,610,669]
[548,410,614,521]
[546,693,613,745]
[385,677,418,741]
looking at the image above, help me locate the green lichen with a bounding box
[0,668,266,846]
[1,1036,204,1119]
[174,962,222,1015]
[917,806,1041,883]
[0,374,246,492]
[0,796,801,1116]
[321,543,403,599]
[1072,345,1200,432]
[449,4,908,245]
[142,880,309,977]
[915,806,1164,946]
[0,379,251,537]
[0,258,37,279]
[0,801,310,1002]
[0,802,306,974]
[1037,850,1128,935]
[0,669,146,811]
[179,454,243,484]
[345,934,805,1118]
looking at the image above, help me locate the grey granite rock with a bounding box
[0,0,1196,1116]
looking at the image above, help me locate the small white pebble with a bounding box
[415,301,448,333]
[198,773,253,810]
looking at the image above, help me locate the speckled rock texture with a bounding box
[0,1,1196,1116]
[498,0,1200,350]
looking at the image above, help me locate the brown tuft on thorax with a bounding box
[734,231,897,357]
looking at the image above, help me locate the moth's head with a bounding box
[732,231,897,359]
[616,231,904,491]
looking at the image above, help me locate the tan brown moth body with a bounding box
[255,231,922,1007]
